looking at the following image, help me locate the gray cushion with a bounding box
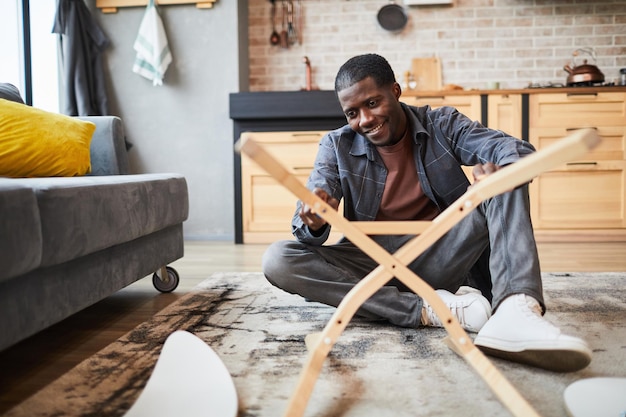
[0,180,42,282]
[8,173,189,267]
[0,83,25,104]
[78,116,130,175]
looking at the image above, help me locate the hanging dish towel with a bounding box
[132,0,172,86]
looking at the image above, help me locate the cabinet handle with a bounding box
[566,127,598,131]
[291,133,322,138]
[566,92,598,97]
[293,166,313,171]
[566,162,598,166]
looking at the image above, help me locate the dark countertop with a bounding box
[230,90,342,120]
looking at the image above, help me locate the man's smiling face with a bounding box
[337,76,407,147]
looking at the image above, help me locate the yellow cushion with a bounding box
[0,99,95,177]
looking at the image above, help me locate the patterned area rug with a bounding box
[4,272,625,417]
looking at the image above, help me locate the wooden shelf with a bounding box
[96,0,217,13]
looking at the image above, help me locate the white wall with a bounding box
[90,0,246,240]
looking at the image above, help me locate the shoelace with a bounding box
[422,301,467,328]
[519,295,561,334]
[524,295,543,316]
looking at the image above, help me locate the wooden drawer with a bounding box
[530,92,626,128]
[530,126,626,161]
[240,130,349,243]
[241,131,323,241]
[240,131,324,172]
[488,94,522,138]
[243,171,310,232]
[530,160,626,229]
[400,94,482,122]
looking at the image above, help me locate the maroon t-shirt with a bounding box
[375,135,439,221]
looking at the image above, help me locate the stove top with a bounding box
[526,81,621,88]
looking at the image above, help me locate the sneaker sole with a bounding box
[475,344,591,372]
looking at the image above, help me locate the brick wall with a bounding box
[248,0,626,91]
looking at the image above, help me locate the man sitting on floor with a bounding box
[262,53,591,373]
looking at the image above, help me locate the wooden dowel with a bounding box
[351,221,431,235]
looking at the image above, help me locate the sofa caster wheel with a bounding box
[153,266,179,293]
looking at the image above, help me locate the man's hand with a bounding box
[299,188,340,231]
[472,162,501,184]
[470,162,521,193]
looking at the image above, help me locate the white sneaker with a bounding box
[474,293,592,372]
[455,286,483,296]
[421,289,492,333]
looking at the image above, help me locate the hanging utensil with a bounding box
[377,1,408,32]
[279,0,289,48]
[287,0,297,46]
[269,0,280,45]
[296,0,302,44]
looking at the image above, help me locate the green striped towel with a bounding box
[132,0,172,86]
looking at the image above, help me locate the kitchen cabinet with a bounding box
[529,92,626,232]
[529,92,626,128]
[234,88,626,244]
[229,90,346,244]
[401,91,522,137]
[400,93,482,122]
[240,130,344,244]
[241,131,320,243]
[488,93,522,138]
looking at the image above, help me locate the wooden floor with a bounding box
[0,240,625,413]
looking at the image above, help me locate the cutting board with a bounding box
[411,57,442,91]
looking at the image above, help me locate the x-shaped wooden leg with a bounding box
[236,128,599,417]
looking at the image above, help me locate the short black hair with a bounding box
[334,54,396,94]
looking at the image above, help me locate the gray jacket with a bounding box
[53,0,110,116]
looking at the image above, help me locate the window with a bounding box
[0,0,59,112]
[31,0,59,112]
[0,0,23,93]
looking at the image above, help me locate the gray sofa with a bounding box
[0,114,189,352]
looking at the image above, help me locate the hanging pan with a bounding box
[377,1,408,32]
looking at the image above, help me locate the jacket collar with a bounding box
[402,102,430,144]
[349,132,373,159]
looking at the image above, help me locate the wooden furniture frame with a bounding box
[236,128,599,417]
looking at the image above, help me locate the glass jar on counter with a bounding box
[621,68,626,86]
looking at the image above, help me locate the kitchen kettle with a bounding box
[563,48,605,85]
